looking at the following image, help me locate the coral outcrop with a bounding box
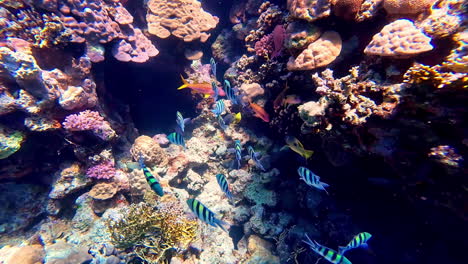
[130,135,169,167]
[287,0,331,22]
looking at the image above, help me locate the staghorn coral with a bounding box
[130,135,169,167]
[107,199,198,263]
[287,0,331,22]
[383,0,436,15]
[364,19,433,58]
[287,31,342,71]
[146,0,219,42]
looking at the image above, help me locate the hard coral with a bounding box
[383,0,435,15]
[86,161,116,180]
[0,125,25,159]
[287,31,342,71]
[89,182,118,200]
[63,110,116,140]
[364,19,433,58]
[331,0,365,20]
[287,0,331,22]
[443,30,468,73]
[112,27,159,63]
[146,0,219,42]
[130,135,168,167]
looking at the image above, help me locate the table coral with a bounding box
[287,0,331,22]
[287,31,342,71]
[364,19,433,58]
[146,0,219,42]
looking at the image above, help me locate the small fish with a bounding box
[339,232,372,255]
[176,111,190,133]
[211,81,219,101]
[235,140,242,169]
[212,99,225,117]
[233,112,242,124]
[167,132,186,149]
[216,174,233,200]
[224,80,239,104]
[217,115,227,130]
[298,166,329,194]
[284,136,314,159]
[283,94,302,106]
[138,155,164,196]
[210,57,217,77]
[249,102,270,122]
[178,75,225,98]
[303,234,352,264]
[186,198,228,232]
[247,146,266,171]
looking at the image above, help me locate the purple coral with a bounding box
[62,110,105,131]
[86,161,116,180]
[254,34,274,58]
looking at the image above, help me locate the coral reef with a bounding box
[130,135,168,167]
[63,110,116,141]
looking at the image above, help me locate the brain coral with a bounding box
[130,136,168,167]
[383,0,436,15]
[146,0,219,42]
[364,19,433,57]
[287,31,342,71]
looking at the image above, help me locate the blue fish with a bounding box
[216,174,233,200]
[212,99,225,117]
[167,132,186,149]
[210,57,217,78]
[186,198,228,232]
[303,234,352,264]
[217,115,227,130]
[298,167,329,194]
[211,81,219,101]
[247,146,266,171]
[338,232,372,255]
[235,140,242,169]
[138,155,164,196]
[224,80,238,105]
[176,111,191,134]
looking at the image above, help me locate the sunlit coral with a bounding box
[287,0,331,22]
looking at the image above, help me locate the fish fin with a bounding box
[362,243,369,249]
[204,94,211,98]
[338,246,347,255]
[214,218,229,232]
[175,126,183,135]
[183,118,191,125]
[280,145,290,152]
[178,75,188,90]
[303,149,314,159]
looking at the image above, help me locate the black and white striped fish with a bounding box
[176,111,190,134]
[210,57,217,78]
[338,232,372,255]
[224,80,239,105]
[216,174,233,200]
[167,132,186,149]
[303,234,352,264]
[297,166,329,194]
[247,146,266,171]
[186,198,228,232]
[212,99,225,117]
[235,140,242,169]
[138,155,164,196]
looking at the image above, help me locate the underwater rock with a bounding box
[239,82,265,103]
[44,240,92,264]
[244,235,280,264]
[0,244,45,264]
[49,162,92,199]
[0,125,25,159]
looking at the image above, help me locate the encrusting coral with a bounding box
[146,0,219,42]
[287,0,331,22]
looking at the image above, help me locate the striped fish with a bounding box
[138,155,164,196]
[210,57,217,78]
[338,232,372,255]
[248,146,266,171]
[216,174,233,200]
[186,198,228,232]
[298,167,329,194]
[211,81,219,101]
[235,140,242,169]
[176,111,190,133]
[217,115,227,130]
[212,99,225,117]
[224,80,238,105]
[303,234,352,264]
[167,132,186,149]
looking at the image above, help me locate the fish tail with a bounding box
[214,218,229,232]
[303,150,314,159]
[178,75,188,90]
[338,246,347,255]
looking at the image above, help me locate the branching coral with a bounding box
[63,110,116,141]
[107,199,198,263]
[146,0,219,42]
[403,63,467,89]
[86,161,116,180]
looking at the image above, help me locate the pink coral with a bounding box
[86,161,116,180]
[62,110,116,140]
[254,34,274,59]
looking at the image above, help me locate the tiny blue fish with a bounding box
[211,81,219,101]
[167,132,186,149]
[187,198,228,232]
[212,99,225,117]
[210,57,217,78]
[138,155,164,196]
[176,111,191,133]
[216,174,233,200]
[247,146,266,171]
[224,80,238,105]
[303,234,352,264]
[298,167,329,194]
[235,140,242,169]
[339,232,372,255]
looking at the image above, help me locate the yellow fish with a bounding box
[283,136,314,159]
[233,112,242,124]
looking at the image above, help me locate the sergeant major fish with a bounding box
[210,57,217,78]
[212,99,225,117]
[211,81,219,101]
[167,132,186,149]
[303,234,352,264]
[235,140,242,169]
[187,198,228,232]
[138,155,164,196]
[176,111,191,134]
[298,166,329,194]
[338,232,372,255]
[216,174,233,200]
[247,146,266,171]
[224,80,239,105]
